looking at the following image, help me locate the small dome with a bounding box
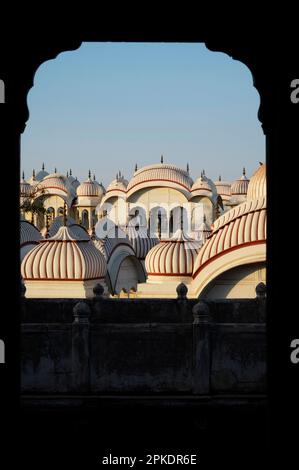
[247,163,266,200]
[35,164,49,181]
[214,176,231,201]
[126,225,159,260]
[106,173,128,193]
[145,230,200,276]
[191,176,213,198]
[231,168,249,195]
[38,173,73,196]
[21,225,107,280]
[93,175,106,195]
[20,219,42,246]
[77,174,102,197]
[20,174,33,197]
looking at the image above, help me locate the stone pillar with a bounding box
[192,300,210,395]
[256,282,266,322]
[72,301,91,392]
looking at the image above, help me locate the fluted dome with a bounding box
[21,225,107,280]
[231,168,249,195]
[77,176,102,197]
[126,225,159,260]
[247,163,266,200]
[38,173,73,196]
[127,163,193,197]
[92,175,106,195]
[145,230,200,276]
[20,175,33,197]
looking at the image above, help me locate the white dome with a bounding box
[214,176,231,201]
[145,230,200,276]
[191,176,213,198]
[38,173,74,197]
[127,163,193,197]
[231,169,249,195]
[126,225,159,260]
[21,225,107,280]
[247,163,266,200]
[106,174,128,194]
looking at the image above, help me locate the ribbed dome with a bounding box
[127,163,193,194]
[77,177,102,197]
[145,230,200,276]
[92,175,106,195]
[20,220,42,246]
[126,225,159,259]
[231,169,249,195]
[247,163,266,200]
[21,226,107,280]
[20,175,33,197]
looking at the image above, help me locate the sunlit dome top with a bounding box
[231,168,250,195]
[127,159,193,197]
[77,172,103,197]
[191,175,213,198]
[247,163,266,200]
[145,230,200,276]
[214,175,231,201]
[21,225,107,281]
[37,172,75,196]
[106,172,128,193]
[20,219,42,247]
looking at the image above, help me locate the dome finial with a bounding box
[187,163,189,173]
[22,170,25,180]
[66,171,69,178]
[91,223,96,240]
[160,154,164,164]
[32,169,36,179]
[93,174,96,181]
[243,167,246,176]
[219,175,221,181]
[54,167,57,173]
[202,169,205,177]
[42,163,45,171]
[45,214,50,239]
[63,202,67,226]
[180,207,184,231]
[135,163,138,172]
[70,168,72,176]
[88,169,91,179]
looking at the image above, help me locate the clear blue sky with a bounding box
[21,42,264,186]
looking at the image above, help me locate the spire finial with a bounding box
[116,173,118,181]
[93,174,96,181]
[161,154,164,164]
[32,169,36,179]
[70,169,72,176]
[91,224,96,240]
[118,170,121,178]
[135,163,138,172]
[66,171,69,178]
[22,171,25,180]
[243,167,246,176]
[42,163,45,171]
[88,169,91,179]
[202,169,205,176]
[187,163,189,173]
[54,167,57,173]
[63,202,67,226]
[219,175,221,181]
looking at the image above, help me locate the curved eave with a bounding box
[126,179,191,199]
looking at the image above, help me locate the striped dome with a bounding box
[126,225,159,259]
[145,230,200,276]
[21,226,107,280]
[106,174,128,193]
[127,163,193,194]
[231,169,249,195]
[247,163,266,200]
[193,197,266,276]
[20,220,42,246]
[20,177,33,197]
[77,177,102,197]
[38,173,71,195]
